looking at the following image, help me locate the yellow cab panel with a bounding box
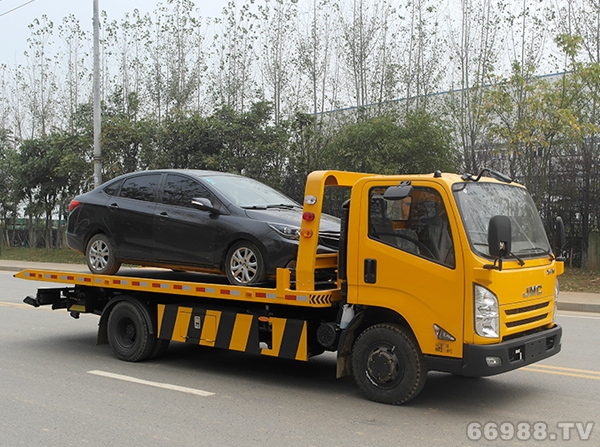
[345,175,466,359]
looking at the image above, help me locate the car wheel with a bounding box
[225,241,266,285]
[86,233,121,275]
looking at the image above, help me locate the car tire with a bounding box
[352,323,426,405]
[225,241,266,285]
[86,233,121,275]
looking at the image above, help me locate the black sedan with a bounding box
[66,170,340,285]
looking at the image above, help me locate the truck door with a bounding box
[351,180,465,358]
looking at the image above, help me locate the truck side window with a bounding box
[368,186,455,268]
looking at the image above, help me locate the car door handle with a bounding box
[158,211,170,220]
[108,203,119,210]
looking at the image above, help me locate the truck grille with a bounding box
[502,300,552,338]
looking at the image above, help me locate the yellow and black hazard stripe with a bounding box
[157,304,308,361]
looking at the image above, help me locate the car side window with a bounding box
[162,174,212,208]
[103,179,123,196]
[119,174,161,202]
[368,186,455,268]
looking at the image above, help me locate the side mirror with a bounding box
[488,215,511,258]
[191,197,220,214]
[554,216,565,260]
[383,181,413,200]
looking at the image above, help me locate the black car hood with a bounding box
[244,208,340,232]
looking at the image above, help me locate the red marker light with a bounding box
[302,212,315,221]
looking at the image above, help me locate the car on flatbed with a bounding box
[66,169,340,285]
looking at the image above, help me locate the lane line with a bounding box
[523,364,600,381]
[528,364,600,375]
[0,301,35,309]
[87,370,215,396]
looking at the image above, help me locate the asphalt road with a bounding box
[1,270,599,447]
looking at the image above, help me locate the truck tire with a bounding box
[148,339,170,360]
[225,241,266,285]
[352,323,426,405]
[86,233,121,275]
[107,301,156,362]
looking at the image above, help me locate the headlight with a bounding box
[474,284,499,338]
[268,223,300,240]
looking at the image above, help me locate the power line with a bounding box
[0,0,37,18]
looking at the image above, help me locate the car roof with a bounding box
[103,169,241,185]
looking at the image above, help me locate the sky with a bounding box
[0,0,229,64]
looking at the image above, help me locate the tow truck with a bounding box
[17,169,565,404]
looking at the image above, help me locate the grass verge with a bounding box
[0,246,84,264]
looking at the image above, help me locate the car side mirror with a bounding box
[191,197,220,214]
[488,215,511,258]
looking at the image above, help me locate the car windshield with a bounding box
[203,175,299,208]
[453,182,551,259]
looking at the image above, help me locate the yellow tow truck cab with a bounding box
[18,169,564,405]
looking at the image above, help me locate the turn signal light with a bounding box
[300,228,314,238]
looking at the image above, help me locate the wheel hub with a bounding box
[366,346,402,386]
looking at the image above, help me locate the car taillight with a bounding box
[69,200,81,212]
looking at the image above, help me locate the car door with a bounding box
[103,173,160,260]
[153,173,222,267]
[352,179,465,358]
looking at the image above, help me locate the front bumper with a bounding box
[425,325,562,377]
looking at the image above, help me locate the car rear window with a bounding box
[103,179,123,196]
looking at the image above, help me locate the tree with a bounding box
[258,0,298,124]
[21,15,58,138]
[209,0,258,112]
[58,14,89,132]
[323,111,457,174]
[445,0,502,174]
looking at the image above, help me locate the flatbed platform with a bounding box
[14,267,341,308]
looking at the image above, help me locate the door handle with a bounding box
[364,258,377,284]
[108,203,119,210]
[158,211,169,220]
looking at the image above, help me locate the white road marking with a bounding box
[557,311,600,320]
[87,370,215,396]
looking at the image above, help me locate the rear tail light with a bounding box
[69,200,81,212]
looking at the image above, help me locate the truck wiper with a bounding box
[516,247,555,260]
[510,252,525,266]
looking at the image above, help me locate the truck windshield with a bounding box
[453,182,551,260]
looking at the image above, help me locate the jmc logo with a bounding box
[523,285,542,298]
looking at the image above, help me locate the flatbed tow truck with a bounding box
[17,169,565,404]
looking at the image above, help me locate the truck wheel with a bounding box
[352,323,426,405]
[225,241,266,285]
[86,233,121,275]
[107,301,156,362]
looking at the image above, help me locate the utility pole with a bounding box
[93,0,102,187]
